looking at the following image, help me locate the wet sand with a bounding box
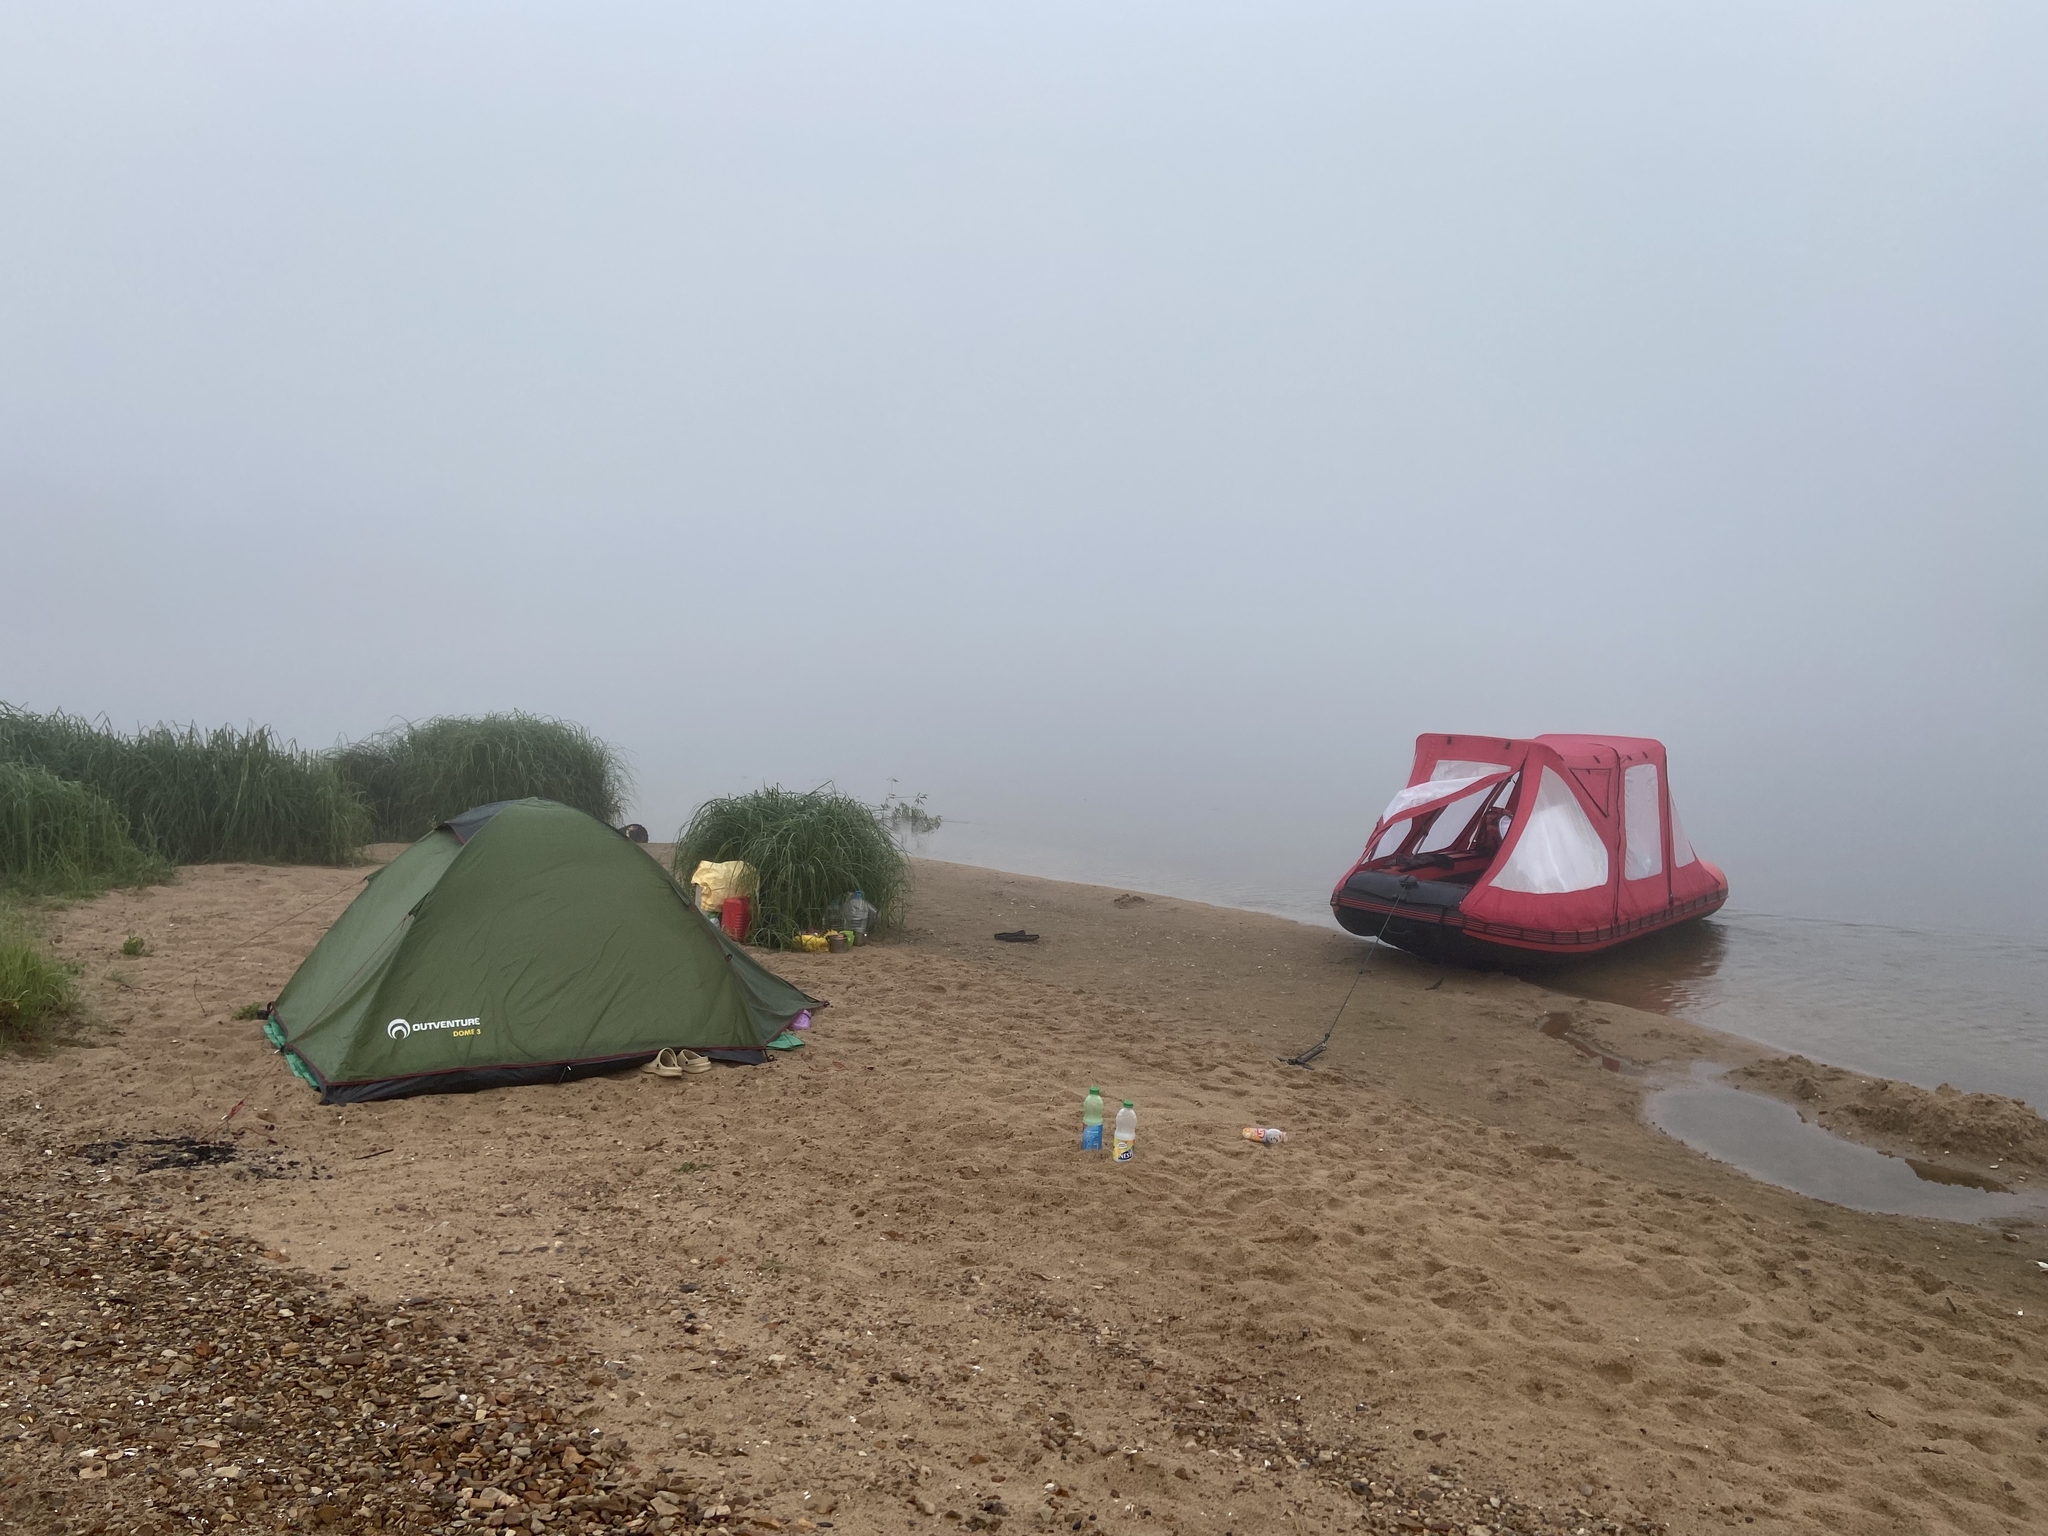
[5,854,2048,1535]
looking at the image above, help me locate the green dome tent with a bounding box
[262,799,819,1104]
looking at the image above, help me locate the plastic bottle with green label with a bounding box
[1081,1087,1104,1150]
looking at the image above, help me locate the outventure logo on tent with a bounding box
[387,1016,482,1041]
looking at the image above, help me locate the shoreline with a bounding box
[904,860,2048,1203]
[3,853,2047,1533]
[919,851,2048,1184]
[924,834,2048,1104]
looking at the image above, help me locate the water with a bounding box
[1539,912,2048,1115]
[1647,1064,2047,1222]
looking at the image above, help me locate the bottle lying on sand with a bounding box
[1081,1087,1104,1150]
[1113,1101,1137,1163]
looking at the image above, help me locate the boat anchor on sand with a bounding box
[1331,733,1728,966]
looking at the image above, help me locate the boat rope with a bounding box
[1286,877,1415,1068]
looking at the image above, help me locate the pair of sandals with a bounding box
[640,1047,711,1078]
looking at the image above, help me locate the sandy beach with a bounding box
[5,853,2048,1536]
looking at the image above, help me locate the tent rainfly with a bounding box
[1331,733,1728,964]
[262,799,819,1103]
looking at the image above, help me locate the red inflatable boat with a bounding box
[1331,733,1728,965]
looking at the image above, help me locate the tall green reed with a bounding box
[0,761,166,893]
[673,786,909,947]
[333,712,627,840]
[0,704,368,864]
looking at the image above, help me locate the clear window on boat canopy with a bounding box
[1379,773,1497,823]
[1415,788,1490,854]
[1417,775,1516,854]
[1623,763,1663,880]
[1669,792,1697,868]
[1363,772,1518,866]
[1489,767,1609,893]
[1367,818,1411,861]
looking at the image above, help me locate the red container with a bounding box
[719,896,752,942]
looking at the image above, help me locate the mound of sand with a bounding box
[1735,1054,2048,1173]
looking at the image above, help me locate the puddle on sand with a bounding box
[1645,1065,2048,1223]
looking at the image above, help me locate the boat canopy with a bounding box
[1347,733,1723,939]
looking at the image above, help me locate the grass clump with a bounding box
[673,786,909,948]
[334,712,628,840]
[0,907,80,1047]
[0,704,367,865]
[0,760,167,894]
[880,789,943,835]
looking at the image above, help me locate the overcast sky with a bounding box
[2,3,2043,937]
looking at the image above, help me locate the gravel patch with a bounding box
[0,1170,781,1535]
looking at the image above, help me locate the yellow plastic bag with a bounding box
[689,860,759,914]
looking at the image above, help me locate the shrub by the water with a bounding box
[0,907,79,1046]
[673,786,909,948]
[880,790,943,835]
[0,761,166,893]
[334,712,628,840]
[0,704,368,865]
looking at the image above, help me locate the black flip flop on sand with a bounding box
[993,930,1040,943]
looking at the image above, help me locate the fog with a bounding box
[3,4,2043,938]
